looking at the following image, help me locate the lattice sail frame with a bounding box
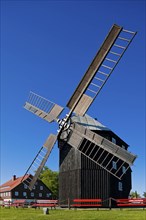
[21,134,57,190]
[67,25,136,116]
[65,122,136,180]
[24,91,64,123]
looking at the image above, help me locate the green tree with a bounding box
[143,192,146,198]
[39,166,59,198]
[130,191,141,198]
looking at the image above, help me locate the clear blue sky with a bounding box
[1,0,145,196]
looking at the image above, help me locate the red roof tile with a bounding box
[0,175,31,192]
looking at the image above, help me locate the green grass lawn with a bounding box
[0,207,146,220]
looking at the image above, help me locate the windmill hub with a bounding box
[57,114,71,133]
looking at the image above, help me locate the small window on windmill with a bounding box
[122,166,126,173]
[112,161,117,170]
[122,145,125,149]
[112,137,116,144]
[118,182,123,191]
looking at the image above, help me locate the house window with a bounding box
[23,192,27,197]
[2,193,4,197]
[112,137,116,144]
[24,184,27,189]
[39,193,42,197]
[122,166,126,173]
[31,192,34,197]
[15,191,19,196]
[112,161,117,170]
[40,186,43,190]
[33,186,36,190]
[118,182,123,191]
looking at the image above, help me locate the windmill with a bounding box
[21,24,137,195]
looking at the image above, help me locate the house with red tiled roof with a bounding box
[0,175,52,203]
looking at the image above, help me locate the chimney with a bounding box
[12,175,16,181]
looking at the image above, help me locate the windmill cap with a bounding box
[71,114,110,131]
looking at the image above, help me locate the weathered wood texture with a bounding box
[59,129,131,207]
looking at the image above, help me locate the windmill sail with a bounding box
[66,123,137,179]
[67,24,137,116]
[24,91,64,123]
[21,134,57,190]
